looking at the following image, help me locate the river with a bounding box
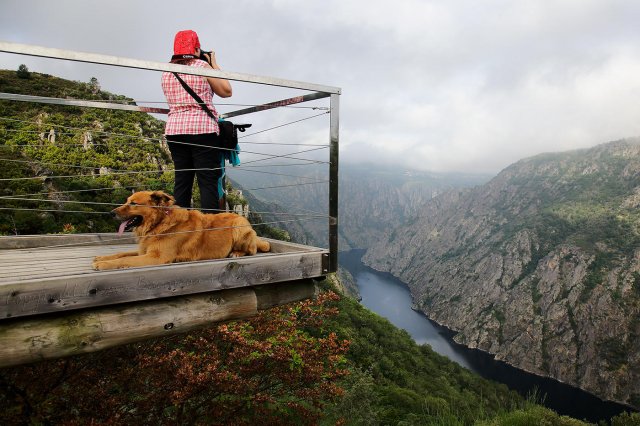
[339,249,633,424]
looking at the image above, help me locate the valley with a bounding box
[363,139,640,408]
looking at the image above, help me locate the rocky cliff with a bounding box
[363,139,640,408]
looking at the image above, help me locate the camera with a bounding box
[199,50,212,62]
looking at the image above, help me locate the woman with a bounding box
[161,29,232,212]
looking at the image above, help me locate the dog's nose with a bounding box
[110,209,117,218]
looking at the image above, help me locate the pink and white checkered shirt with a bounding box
[161,59,219,135]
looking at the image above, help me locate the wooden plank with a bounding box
[0,248,313,282]
[0,233,136,249]
[0,238,325,283]
[0,245,135,266]
[1,257,92,270]
[1,254,93,265]
[0,233,323,252]
[1,254,282,282]
[0,244,303,265]
[0,287,258,368]
[0,250,328,319]
[0,245,129,256]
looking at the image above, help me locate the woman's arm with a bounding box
[202,52,232,98]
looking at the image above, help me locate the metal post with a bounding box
[328,94,340,273]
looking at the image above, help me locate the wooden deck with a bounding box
[0,233,329,320]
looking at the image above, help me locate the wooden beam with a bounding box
[0,280,317,368]
[254,279,319,310]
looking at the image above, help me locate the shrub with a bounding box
[16,64,31,79]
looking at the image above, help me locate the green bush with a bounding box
[611,411,640,426]
[16,64,30,79]
[476,404,588,426]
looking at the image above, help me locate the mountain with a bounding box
[363,139,640,408]
[229,162,489,249]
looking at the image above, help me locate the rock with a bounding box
[364,138,640,408]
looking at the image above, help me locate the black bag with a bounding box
[217,120,238,150]
[172,72,251,150]
[217,121,252,150]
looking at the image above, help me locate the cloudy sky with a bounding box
[1,0,640,175]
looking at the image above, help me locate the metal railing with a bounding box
[0,40,340,273]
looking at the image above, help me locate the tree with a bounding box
[89,77,100,94]
[16,64,30,79]
[611,411,640,426]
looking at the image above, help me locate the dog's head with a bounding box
[111,191,176,234]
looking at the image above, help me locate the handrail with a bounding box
[0,91,332,119]
[0,41,341,94]
[0,92,170,114]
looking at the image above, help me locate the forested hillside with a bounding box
[364,139,640,409]
[0,68,171,234]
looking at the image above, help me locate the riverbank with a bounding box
[339,249,634,424]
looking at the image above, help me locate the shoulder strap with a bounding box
[172,72,216,120]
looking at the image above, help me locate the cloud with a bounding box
[1,0,640,175]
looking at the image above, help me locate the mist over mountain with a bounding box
[363,138,640,408]
[229,162,490,250]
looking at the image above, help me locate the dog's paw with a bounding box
[229,251,245,258]
[93,259,109,270]
[93,256,104,270]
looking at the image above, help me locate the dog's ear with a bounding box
[150,191,175,206]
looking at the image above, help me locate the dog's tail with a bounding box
[256,237,270,253]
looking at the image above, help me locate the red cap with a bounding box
[173,30,200,55]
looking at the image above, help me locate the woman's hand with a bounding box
[202,51,215,68]
[202,50,232,98]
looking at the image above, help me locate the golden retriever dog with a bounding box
[93,190,270,270]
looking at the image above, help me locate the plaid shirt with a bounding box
[161,59,219,135]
